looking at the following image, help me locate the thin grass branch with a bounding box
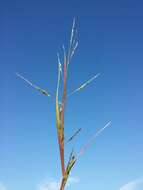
[67,73,100,97]
[16,73,51,97]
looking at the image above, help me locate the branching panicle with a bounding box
[17,19,111,190]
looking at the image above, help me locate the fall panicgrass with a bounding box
[16,19,111,190]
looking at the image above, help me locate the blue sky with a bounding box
[0,0,143,190]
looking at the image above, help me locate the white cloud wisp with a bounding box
[38,176,79,190]
[120,178,143,190]
[0,182,7,190]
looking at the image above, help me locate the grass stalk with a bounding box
[17,19,111,190]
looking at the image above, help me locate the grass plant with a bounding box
[16,19,111,190]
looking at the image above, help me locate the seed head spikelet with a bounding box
[16,73,51,97]
[67,128,82,143]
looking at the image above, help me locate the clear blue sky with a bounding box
[0,0,143,190]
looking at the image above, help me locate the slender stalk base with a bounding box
[59,177,66,190]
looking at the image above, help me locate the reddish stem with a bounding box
[58,134,65,176]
